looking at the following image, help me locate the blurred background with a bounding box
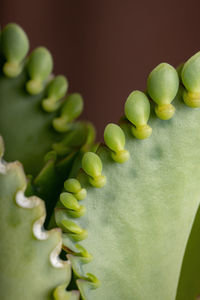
[1,0,200,139]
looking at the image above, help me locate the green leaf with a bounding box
[59,88,200,299]
[0,138,77,300]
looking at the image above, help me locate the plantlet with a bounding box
[1,23,200,300]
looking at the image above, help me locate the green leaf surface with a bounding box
[0,68,60,176]
[58,88,200,299]
[0,139,78,300]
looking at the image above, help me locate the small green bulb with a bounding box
[61,219,84,235]
[75,244,93,261]
[86,273,101,287]
[81,122,96,152]
[26,47,53,95]
[181,52,200,107]
[64,178,87,201]
[124,91,152,139]
[71,230,88,242]
[64,178,81,193]
[75,189,87,201]
[1,23,29,77]
[82,152,106,188]
[147,63,179,120]
[60,192,80,211]
[67,205,86,218]
[53,93,84,132]
[104,123,129,163]
[44,150,57,163]
[42,75,68,112]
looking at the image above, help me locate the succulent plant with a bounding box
[1,23,200,299]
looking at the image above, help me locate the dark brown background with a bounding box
[1,0,200,139]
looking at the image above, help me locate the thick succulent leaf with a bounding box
[0,68,61,176]
[58,88,200,299]
[0,64,94,222]
[0,29,86,178]
[0,68,87,178]
[0,23,96,227]
[0,137,79,300]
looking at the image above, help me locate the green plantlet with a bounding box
[147,62,179,120]
[1,23,29,77]
[42,75,68,112]
[64,178,87,200]
[75,244,93,261]
[124,90,152,139]
[60,192,81,211]
[26,47,53,95]
[61,219,88,242]
[82,152,106,188]
[53,93,84,132]
[2,22,200,300]
[104,123,129,162]
[62,219,84,234]
[181,51,200,107]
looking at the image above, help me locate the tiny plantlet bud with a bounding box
[60,192,80,211]
[1,23,29,77]
[61,219,84,235]
[86,273,101,287]
[124,90,152,139]
[147,63,179,120]
[68,228,88,241]
[181,52,200,107]
[64,178,87,200]
[104,123,129,163]
[75,188,87,202]
[81,122,96,152]
[82,152,106,188]
[64,178,81,193]
[52,123,87,155]
[44,150,57,162]
[67,205,86,218]
[42,75,68,112]
[53,93,84,132]
[26,47,53,95]
[75,244,93,261]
